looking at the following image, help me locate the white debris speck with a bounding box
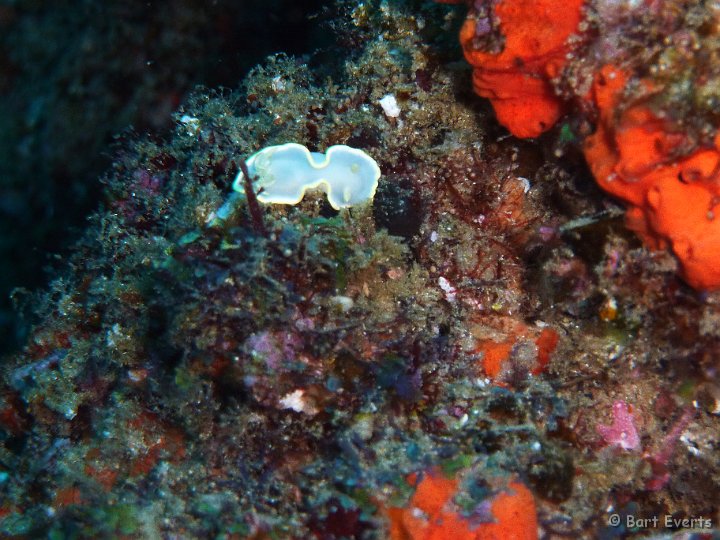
[279,389,318,415]
[517,176,531,193]
[330,295,354,312]
[106,323,122,348]
[430,231,438,242]
[271,75,286,93]
[680,434,701,456]
[179,114,200,135]
[280,390,305,412]
[378,94,401,118]
[438,276,457,302]
[63,406,77,420]
[410,507,427,519]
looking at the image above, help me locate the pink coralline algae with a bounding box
[644,406,696,491]
[597,400,641,451]
[245,330,302,370]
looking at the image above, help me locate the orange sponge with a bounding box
[641,162,720,290]
[386,472,470,540]
[387,471,538,540]
[460,0,583,138]
[584,66,720,290]
[475,326,559,383]
[476,481,538,540]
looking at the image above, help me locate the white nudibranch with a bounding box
[232,143,381,210]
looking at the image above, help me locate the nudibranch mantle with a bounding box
[232,143,381,210]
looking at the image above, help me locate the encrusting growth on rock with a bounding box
[387,470,538,540]
[459,0,583,138]
[453,0,720,290]
[584,66,720,290]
